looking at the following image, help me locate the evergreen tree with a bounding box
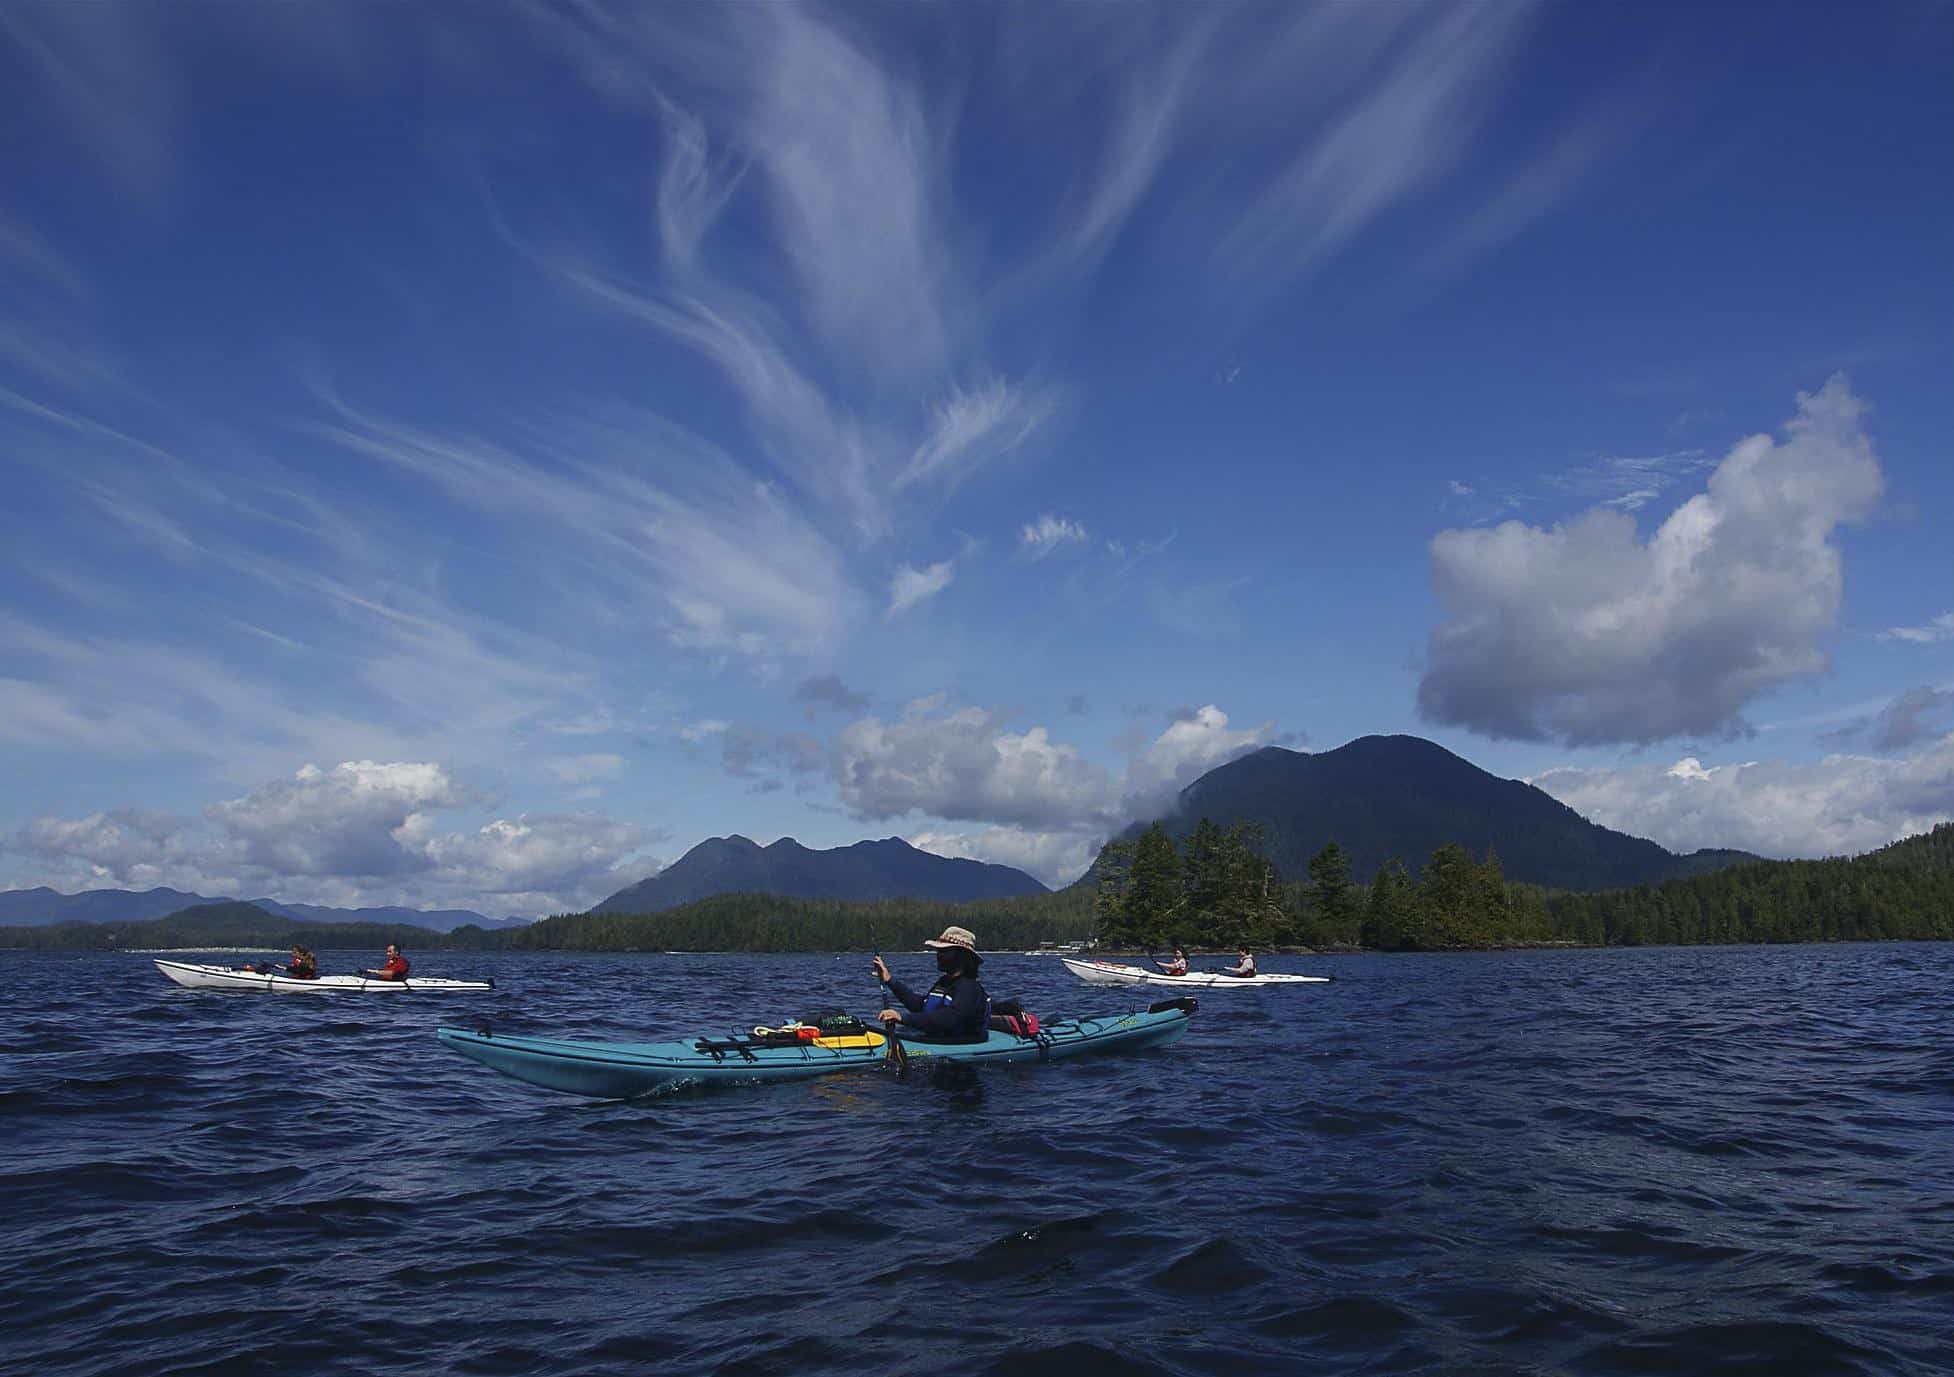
[1307,841,1357,944]
[1181,818,1227,925]
[1092,839,1137,946]
[1124,823,1185,949]
[1362,857,1414,950]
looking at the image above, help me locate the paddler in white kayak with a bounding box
[1221,946,1257,978]
[361,943,411,981]
[1154,946,1190,976]
[243,944,317,980]
[873,926,991,1043]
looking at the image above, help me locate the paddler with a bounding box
[874,926,990,1043]
[1155,946,1189,976]
[362,943,411,981]
[244,945,314,977]
[1222,946,1257,978]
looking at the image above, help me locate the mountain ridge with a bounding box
[0,886,526,932]
[1144,735,1756,891]
[595,834,1048,913]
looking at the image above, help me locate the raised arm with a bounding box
[883,975,927,1013]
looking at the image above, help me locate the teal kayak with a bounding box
[436,999,1196,1099]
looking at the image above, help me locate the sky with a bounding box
[1,2,1950,919]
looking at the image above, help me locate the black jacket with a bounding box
[885,971,990,1043]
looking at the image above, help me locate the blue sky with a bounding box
[2,2,1949,917]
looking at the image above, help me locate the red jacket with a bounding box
[376,954,410,980]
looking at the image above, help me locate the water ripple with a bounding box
[0,944,1950,1376]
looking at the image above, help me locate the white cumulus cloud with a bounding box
[832,701,1273,840]
[908,826,1095,890]
[1419,376,1884,745]
[6,761,660,916]
[206,761,470,878]
[1123,704,1275,816]
[835,708,1118,829]
[1533,735,1954,859]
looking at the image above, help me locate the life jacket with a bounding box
[919,973,990,1043]
[379,955,410,979]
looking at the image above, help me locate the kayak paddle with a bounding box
[869,935,907,1072]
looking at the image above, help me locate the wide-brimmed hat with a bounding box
[923,925,980,955]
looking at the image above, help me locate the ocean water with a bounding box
[1,944,1949,1376]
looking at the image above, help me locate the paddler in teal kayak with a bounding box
[874,926,990,1043]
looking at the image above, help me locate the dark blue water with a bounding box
[2,945,1949,1376]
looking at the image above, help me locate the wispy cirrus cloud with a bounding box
[1880,612,1954,644]
[888,561,955,617]
[795,674,870,716]
[1020,515,1091,559]
[320,394,859,660]
[898,379,1060,494]
[1219,2,1543,291]
[1544,450,1716,512]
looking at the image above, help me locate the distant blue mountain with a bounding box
[0,886,527,932]
[595,835,1049,913]
[248,901,532,933]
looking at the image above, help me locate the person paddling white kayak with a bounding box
[1222,947,1256,978]
[1155,946,1189,976]
[362,944,410,981]
[246,944,316,979]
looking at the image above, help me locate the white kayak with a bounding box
[1061,956,1329,988]
[154,958,496,994]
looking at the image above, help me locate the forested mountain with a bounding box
[0,889,1092,955]
[0,902,428,953]
[1092,819,1954,952]
[1540,822,1954,948]
[594,835,1047,912]
[1143,736,1753,892]
[514,885,1090,952]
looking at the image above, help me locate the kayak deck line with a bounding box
[438,999,1197,1099]
[153,958,496,994]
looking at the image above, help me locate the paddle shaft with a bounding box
[869,933,907,1071]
